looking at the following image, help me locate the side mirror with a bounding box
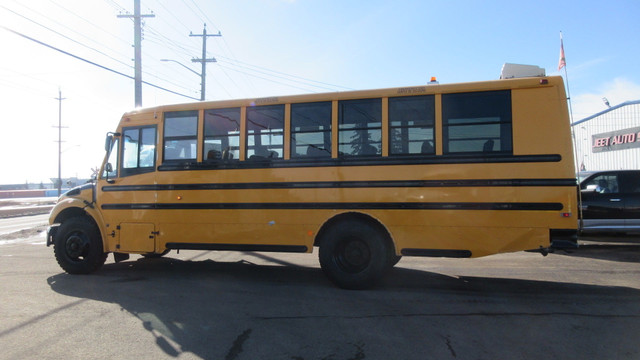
[105,135,114,152]
[105,162,113,173]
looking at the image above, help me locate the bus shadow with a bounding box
[47,256,640,360]
[554,243,640,264]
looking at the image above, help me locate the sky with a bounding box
[0,0,639,185]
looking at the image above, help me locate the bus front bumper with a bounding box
[46,225,59,247]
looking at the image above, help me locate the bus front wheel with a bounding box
[318,219,392,290]
[53,217,107,274]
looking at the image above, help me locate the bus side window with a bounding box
[291,102,332,159]
[388,95,435,156]
[442,90,512,155]
[246,105,284,160]
[164,111,198,162]
[121,126,156,176]
[338,98,382,157]
[204,107,241,162]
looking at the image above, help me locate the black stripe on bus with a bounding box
[156,154,562,172]
[102,178,577,192]
[165,242,308,253]
[101,202,563,211]
[400,249,473,258]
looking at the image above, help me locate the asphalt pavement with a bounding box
[1,224,639,360]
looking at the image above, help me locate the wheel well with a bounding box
[314,212,395,252]
[54,208,102,241]
[53,207,88,225]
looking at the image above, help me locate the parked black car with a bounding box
[579,170,640,240]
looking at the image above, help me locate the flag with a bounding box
[558,33,566,71]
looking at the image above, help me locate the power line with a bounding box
[217,63,320,93]
[217,55,354,91]
[47,0,131,48]
[217,59,349,92]
[144,2,350,96]
[3,2,202,100]
[0,26,199,101]
[103,0,127,13]
[6,0,350,100]
[0,3,134,72]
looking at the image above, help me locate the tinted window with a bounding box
[164,111,198,161]
[246,105,284,159]
[291,102,332,158]
[338,98,381,156]
[389,95,435,155]
[204,107,240,161]
[442,90,512,154]
[582,173,620,194]
[622,172,640,193]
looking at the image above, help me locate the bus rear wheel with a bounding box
[53,217,106,274]
[318,219,392,290]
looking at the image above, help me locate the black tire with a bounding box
[318,219,393,290]
[53,217,106,274]
[389,254,402,268]
[141,249,171,258]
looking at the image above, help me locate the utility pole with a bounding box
[190,24,220,101]
[118,0,154,107]
[54,89,66,197]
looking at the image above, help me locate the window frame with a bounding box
[203,107,241,162]
[388,95,436,156]
[163,110,199,163]
[338,98,382,157]
[441,90,513,155]
[290,101,332,159]
[120,125,157,177]
[246,104,285,160]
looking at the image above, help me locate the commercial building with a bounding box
[572,100,640,171]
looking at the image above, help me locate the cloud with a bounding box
[571,78,640,121]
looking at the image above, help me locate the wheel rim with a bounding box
[65,232,90,260]
[335,237,371,273]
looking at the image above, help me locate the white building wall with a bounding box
[572,102,640,172]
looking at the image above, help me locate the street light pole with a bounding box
[160,59,202,99]
[160,59,201,77]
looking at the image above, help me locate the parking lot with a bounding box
[0,226,639,360]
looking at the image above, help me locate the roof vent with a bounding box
[500,63,545,79]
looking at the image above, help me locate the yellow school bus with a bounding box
[47,73,578,289]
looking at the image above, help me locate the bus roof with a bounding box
[122,75,564,117]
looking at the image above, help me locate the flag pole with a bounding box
[559,31,574,124]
